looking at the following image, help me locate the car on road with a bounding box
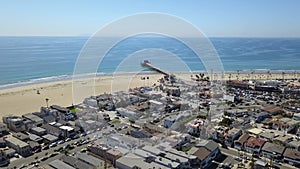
[65,138,71,142]
[234,157,242,161]
[42,145,49,150]
[40,156,48,161]
[49,142,57,148]
[57,140,64,144]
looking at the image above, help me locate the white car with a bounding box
[65,138,71,142]
[57,140,64,144]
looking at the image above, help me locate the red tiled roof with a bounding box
[245,137,265,148]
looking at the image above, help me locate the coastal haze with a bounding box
[0,1,300,169]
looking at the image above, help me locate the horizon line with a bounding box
[0,35,300,38]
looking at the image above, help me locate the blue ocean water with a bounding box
[0,36,299,88]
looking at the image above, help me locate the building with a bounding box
[116,153,170,169]
[22,113,43,127]
[61,155,94,169]
[224,128,242,147]
[4,135,31,157]
[2,116,26,132]
[41,124,62,137]
[30,127,47,136]
[262,105,283,116]
[191,147,212,168]
[116,108,138,119]
[258,131,276,142]
[0,150,9,167]
[0,123,8,135]
[59,126,75,138]
[283,148,300,167]
[76,153,105,168]
[163,116,176,128]
[88,144,122,166]
[244,137,265,153]
[42,134,58,143]
[272,118,299,133]
[49,159,75,169]
[261,142,285,159]
[234,133,250,150]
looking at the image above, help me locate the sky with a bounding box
[0,0,300,37]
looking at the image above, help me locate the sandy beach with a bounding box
[0,72,297,121]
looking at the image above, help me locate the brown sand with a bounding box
[0,73,297,120]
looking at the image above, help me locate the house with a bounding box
[88,144,122,166]
[116,153,170,169]
[227,80,250,89]
[49,159,76,169]
[129,129,151,139]
[136,146,187,168]
[273,135,293,145]
[30,127,47,136]
[261,142,285,159]
[2,116,26,132]
[12,132,30,142]
[224,128,242,147]
[4,135,31,157]
[244,137,265,153]
[272,118,299,132]
[190,139,220,166]
[41,124,62,137]
[59,126,75,138]
[42,134,58,144]
[116,108,138,119]
[286,140,300,151]
[22,113,43,127]
[234,133,250,150]
[262,105,283,115]
[0,150,9,167]
[283,148,300,167]
[61,155,94,169]
[254,160,268,169]
[76,153,105,168]
[192,147,212,168]
[163,116,176,128]
[258,131,276,142]
[255,112,270,123]
[0,123,8,136]
[247,128,263,137]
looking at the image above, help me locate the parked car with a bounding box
[57,140,64,144]
[65,138,71,142]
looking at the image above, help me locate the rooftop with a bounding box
[283,148,300,160]
[262,142,285,154]
[245,137,265,148]
[5,135,29,148]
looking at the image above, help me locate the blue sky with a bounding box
[0,0,300,37]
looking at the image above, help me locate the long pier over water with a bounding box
[141,60,172,77]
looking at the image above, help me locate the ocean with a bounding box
[0,36,299,89]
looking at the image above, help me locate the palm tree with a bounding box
[251,71,255,80]
[45,98,49,108]
[237,70,240,80]
[282,72,285,81]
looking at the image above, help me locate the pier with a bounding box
[141,60,173,77]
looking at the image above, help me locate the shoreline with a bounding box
[1,70,299,90]
[0,72,299,121]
